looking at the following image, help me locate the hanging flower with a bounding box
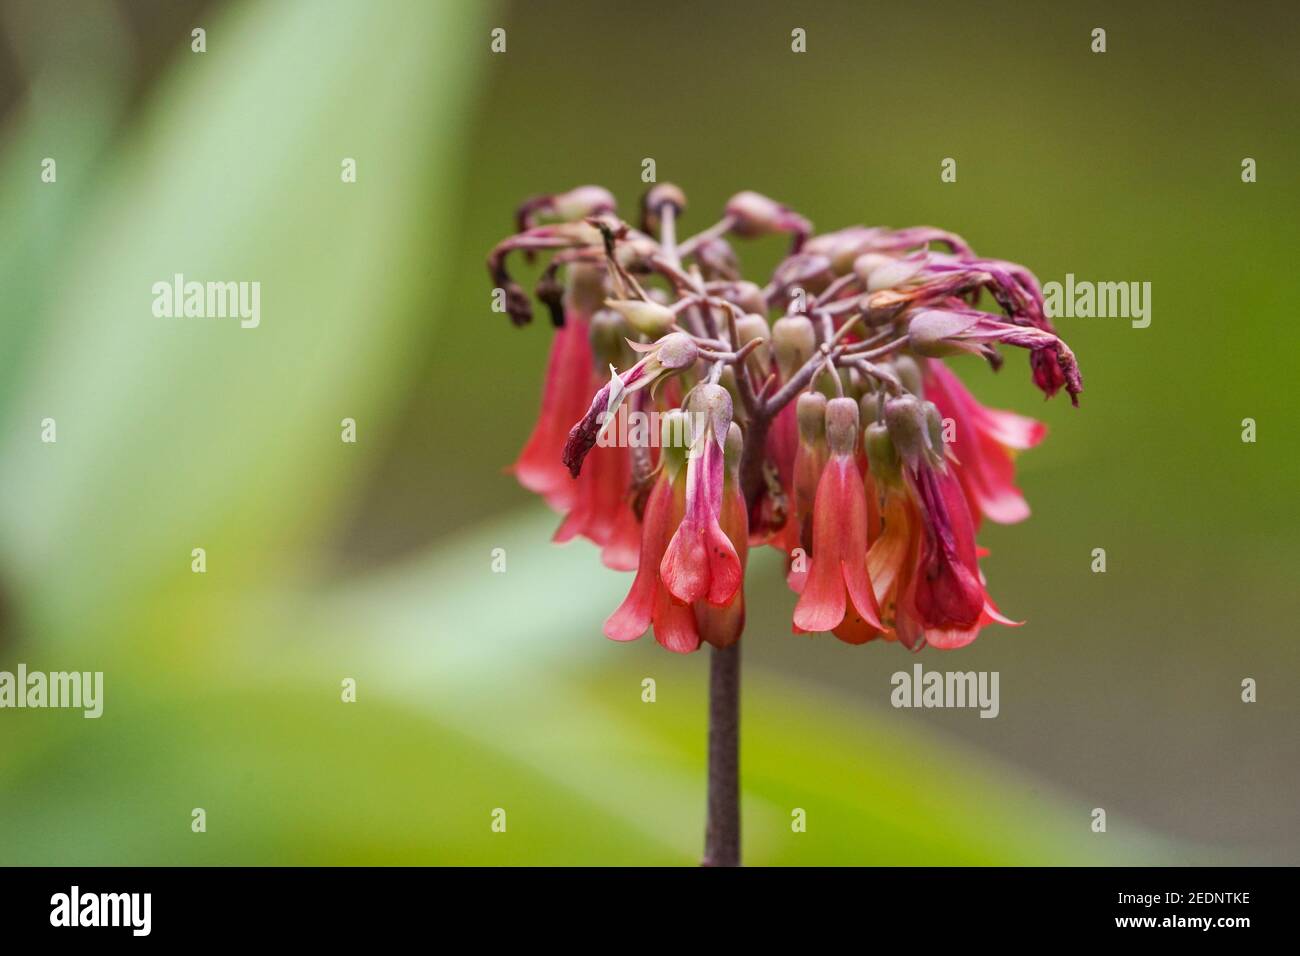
[510,309,596,512]
[660,384,743,608]
[922,359,1046,526]
[792,397,884,643]
[604,411,700,652]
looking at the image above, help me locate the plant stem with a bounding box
[661,203,812,868]
[701,425,772,868]
[702,641,741,866]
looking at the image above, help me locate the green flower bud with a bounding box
[589,308,631,366]
[884,393,929,467]
[860,390,883,425]
[892,355,924,397]
[812,365,849,400]
[735,313,769,350]
[865,422,902,488]
[796,391,828,443]
[772,315,816,381]
[723,421,744,475]
[605,298,676,337]
[659,409,690,480]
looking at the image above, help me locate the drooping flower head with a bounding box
[489,183,1081,654]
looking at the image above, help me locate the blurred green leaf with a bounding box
[0,0,490,643]
[0,510,1190,864]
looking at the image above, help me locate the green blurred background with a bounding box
[0,0,1296,865]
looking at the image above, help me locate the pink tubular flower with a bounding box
[867,483,924,649]
[553,440,641,571]
[694,423,748,648]
[783,391,827,557]
[604,415,700,653]
[905,462,1018,649]
[876,395,1020,651]
[751,399,795,544]
[792,397,884,642]
[922,359,1046,526]
[510,310,596,512]
[908,463,985,633]
[660,385,743,608]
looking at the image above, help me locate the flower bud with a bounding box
[796,390,828,443]
[824,397,860,457]
[806,227,881,275]
[770,253,834,295]
[864,421,902,487]
[884,393,930,467]
[906,309,980,357]
[859,390,882,425]
[734,312,768,344]
[812,364,848,400]
[565,262,607,316]
[551,185,616,222]
[605,298,676,337]
[646,181,686,211]
[589,309,631,366]
[734,312,770,369]
[892,355,924,396]
[725,191,811,246]
[861,289,910,325]
[723,421,744,474]
[864,255,927,292]
[728,281,767,316]
[726,191,785,237]
[696,237,739,279]
[689,382,734,448]
[641,182,687,233]
[851,253,893,286]
[659,409,691,479]
[772,315,816,381]
[653,331,699,371]
[614,236,662,271]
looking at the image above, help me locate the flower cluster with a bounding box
[489,184,1081,653]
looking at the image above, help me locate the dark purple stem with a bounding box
[702,641,741,866]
